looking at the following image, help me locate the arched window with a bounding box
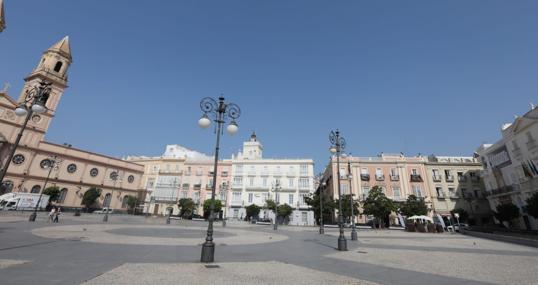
[31,185,41,194]
[1,181,13,193]
[103,193,112,208]
[58,188,68,203]
[54,61,63,72]
[121,196,129,208]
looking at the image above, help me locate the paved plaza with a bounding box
[1,212,537,285]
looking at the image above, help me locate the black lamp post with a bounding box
[198,96,240,263]
[0,82,51,185]
[273,181,281,230]
[347,157,358,241]
[319,181,326,234]
[329,129,347,251]
[221,182,228,227]
[28,155,61,222]
[103,170,121,223]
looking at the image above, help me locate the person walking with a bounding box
[54,207,61,223]
[48,207,56,223]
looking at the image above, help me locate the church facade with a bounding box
[0,37,145,211]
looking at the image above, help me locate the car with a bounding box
[93,207,114,214]
[446,223,469,232]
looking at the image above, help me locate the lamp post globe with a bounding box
[15,105,28,116]
[198,115,211,128]
[226,121,239,135]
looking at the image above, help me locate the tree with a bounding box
[125,196,138,214]
[277,204,294,219]
[362,186,396,228]
[265,199,276,211]
[178,198,195,218]
[494,203,520,226]
[42,186,61,203]
[203,199,222,219]
[450,208,469,222]
[400,195,428,217]
[304,191,337,225]
[82,187,101,210]
[525,192,538,219]
[245,204,261,220]
[340,194,361,222]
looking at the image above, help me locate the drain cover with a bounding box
[205,265,220,269]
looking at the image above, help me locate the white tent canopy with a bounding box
[407,215,433,222]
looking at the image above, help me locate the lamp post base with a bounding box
[338,237,348,251]
[102,214,108,222]
[351,228,358,241]
[28,212,37,222]
[166,216,170,224]
[200,241,215,263]
[319,227,324,234]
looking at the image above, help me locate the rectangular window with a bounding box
[300,164,308,175]
[435,187,444,198]
[233,209,239,218]
[233,192,241,202]
[288,178,294,188]
[362,186,370,198]
[275,193,280,203]
[263,177,268,187]
[181,191,188,198]
[300,194,307,205]
[219,191,226,201]
[248,193,253,203]
[236,165,243,174]
[376,168,382,176]
[249,177,254,186]
[393,187,401,199]
[413,186,422,197]
[299,178,309,188]
[302,212,308,223]
[289,194,294,205]
[412,169,418,175]
[193,192,200,203]
[390,168,397,176]
[233,177,243,186]
[182,183,189,190]
[262,193,269,202]
[361,168,368,175]
[449,187,457,198]
[341,184,348,195]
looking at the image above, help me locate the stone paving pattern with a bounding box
[1,212,537,285]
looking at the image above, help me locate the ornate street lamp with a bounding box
[0,82,51,184]
[329,129,347,251]
[319,181,326,234]
[103,170,121,222]
[28,155,62,222]
[273,180,281,230]
[198,96,240,263]
[347,157,358,241]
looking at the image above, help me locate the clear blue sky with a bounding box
[1,1,537,173]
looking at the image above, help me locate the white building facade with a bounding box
[476,105,538,230]
[228,133,316,226]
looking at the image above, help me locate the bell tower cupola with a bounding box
[242,132,263,160]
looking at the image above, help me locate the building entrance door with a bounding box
[153,204,159,215]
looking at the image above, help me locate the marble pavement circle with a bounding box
[32,224,289,246]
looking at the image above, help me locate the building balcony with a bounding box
[458,176,467,182]
[484,185,516,197]
[375,175,385,181]
[360,174,370,181]
[445,175,454,182]
[436,192,446,199]
[390,175,400,181]
[221,172,228,177]
[432,175,442,182]
[231,200,243,206]
[410,174,423,182]
[193,185,202,191]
